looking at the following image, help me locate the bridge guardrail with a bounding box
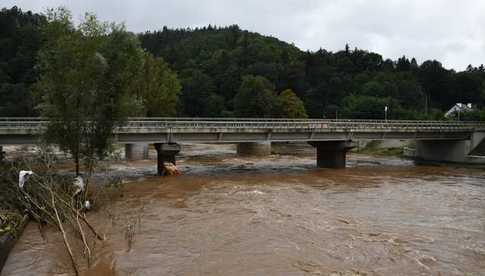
[0,118,483,131]
[2,117,485,124]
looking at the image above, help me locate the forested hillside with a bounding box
[0,7,45,116]
[140,27,485,119]
[2,6,485,119]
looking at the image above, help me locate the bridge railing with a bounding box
[0,118,484,131]
[2,116,485,124]
[120,120,481,130]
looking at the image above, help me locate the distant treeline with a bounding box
[2,6,485,120]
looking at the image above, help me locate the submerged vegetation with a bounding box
[0,146,125,275]
[0,211,23,236]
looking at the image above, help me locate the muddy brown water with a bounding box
[2,144,485,275]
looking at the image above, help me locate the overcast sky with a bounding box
[5,0,485,71]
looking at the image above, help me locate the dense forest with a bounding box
[2,6,485,120]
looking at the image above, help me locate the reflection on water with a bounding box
[3,144,485,275]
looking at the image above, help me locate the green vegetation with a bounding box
[136,52,181,117]
[0,7,45,116]
[2,6,485,122]
[277,89,308,118]
[178,69,223,117]
[0,211,23,236]
[34,9,146,175]
[140,28,485,119]
[27,8,181,176]
[234,75,278,117]
[0,153,122,275]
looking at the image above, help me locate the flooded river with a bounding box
[2,144,485,275]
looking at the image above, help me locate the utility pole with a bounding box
[424,94,429,116]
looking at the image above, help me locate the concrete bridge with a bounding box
[1,117,485,174]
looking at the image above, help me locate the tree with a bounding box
[396,56,411,71]
[418,60,456,110]
[361,81,386,97]
[234,75,278,117]
[0,7,46,116]
[277,89,308,118]
[35,9,143,175]
[178,69,224,116]
[342,94,394,119]
[135,52,181,117]
[454,71,484,106]
[5,8,485,122]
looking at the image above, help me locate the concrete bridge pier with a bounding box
[237,142,271,156]
[309,141,354,168]
[415,132,485,163]
[154,143,181,176]
[125,143,149,160]
[415,140,468,163]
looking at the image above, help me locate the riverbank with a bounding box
[353,140,409,157]
[0,213,28,273]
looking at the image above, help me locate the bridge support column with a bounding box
[415,140,468,163]
[154,143,181,176]
[309,141,354,168]
[125,143,149,160]
[237,142,271,157]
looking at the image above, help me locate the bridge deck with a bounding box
[0,118,484,144]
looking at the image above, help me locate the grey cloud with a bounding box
[4,0,484,70]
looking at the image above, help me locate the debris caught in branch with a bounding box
[18,170,33,188]
[73,176,85,196]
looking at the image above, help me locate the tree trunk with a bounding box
[75,153,80,176]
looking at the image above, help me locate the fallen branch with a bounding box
[75,212,91,266]
[51,190,79,276]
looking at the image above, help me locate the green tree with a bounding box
[342,94,393,119]
[136,52,181,116]
[178,69,224,116]
[4,8,485,121]
[234,75,278,117]
[360,81,386,97]
[418,60,456,110]
[35,9,143,175]
[0,7,46,116]
[277,89,308,118]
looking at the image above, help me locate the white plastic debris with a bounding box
[18,170,34,188]
[73,176,85,195]
[84,200,91,210]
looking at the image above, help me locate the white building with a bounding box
[444,103,473,118]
